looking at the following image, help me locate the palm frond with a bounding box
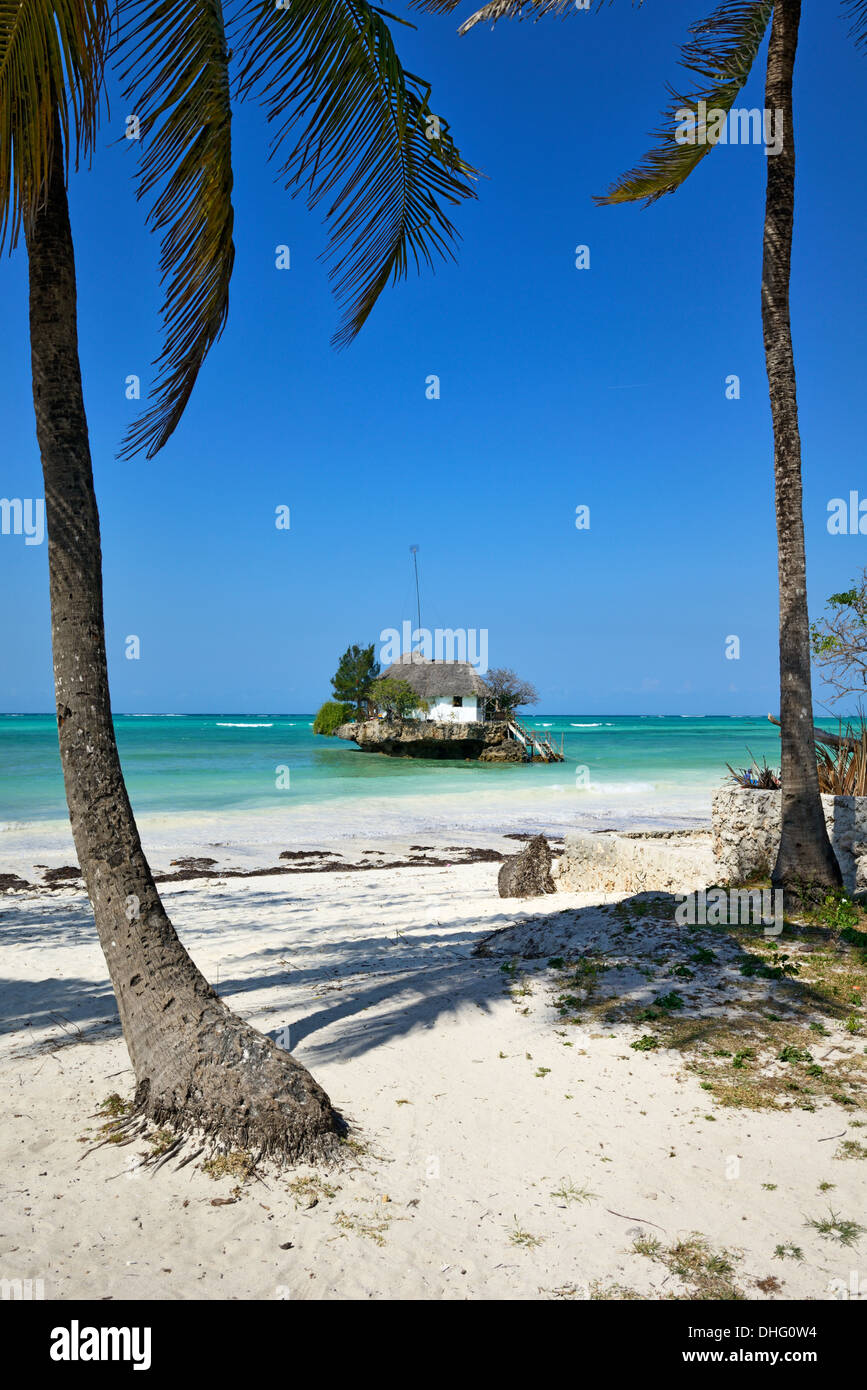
[235,0,478,348]
[843,0,867,47]
[116,1,235,460]
[446,0,641,35]
[0,0,110,251]
[407,0,466,14]
[596,0,773,207]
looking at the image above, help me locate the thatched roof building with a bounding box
[379,654,488,723]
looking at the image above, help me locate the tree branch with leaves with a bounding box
[482,667,539,719]
[810,572,867,707]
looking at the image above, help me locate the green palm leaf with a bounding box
[235,0,478,348]
[412,0,640,30]
[595,0,773,206]
[408,0,471,14]
[844,0,867,46]
[0,0,109,251]
[116,0,235,460]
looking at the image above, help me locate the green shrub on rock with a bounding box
[313,701,355,736]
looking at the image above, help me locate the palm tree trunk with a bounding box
[24,123,342,1161]
[763,0,841,897]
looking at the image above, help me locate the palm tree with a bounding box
[3,0,475,1160]
[432,0,867,899]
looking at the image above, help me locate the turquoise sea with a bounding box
[0,714,813,859]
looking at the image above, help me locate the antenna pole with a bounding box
[409,545,421,655]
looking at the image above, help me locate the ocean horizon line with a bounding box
[0,710,856,721]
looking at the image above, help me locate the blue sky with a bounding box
[1,1,865,714]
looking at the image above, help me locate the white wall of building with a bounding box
[417,695,480,724]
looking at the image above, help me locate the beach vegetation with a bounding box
[804,1209,865,1247]
[147,1128,179,1159]
[726,758,781,790]
[505,889,867,1112]
[815,724,867,796]
[814,889,863,935]
[313,701,355,736]
[633,1232,744,1301]
[631,1235,662,1259]
[834,1139,867,1160]
[550,1180,597,1204]
[286,1174,339,1207]
[98,1092,132,1119]
[509,1222,544,1249]
[202,1150,257,1183]
[334,1209,390,1245]
[589,1281,643,1301]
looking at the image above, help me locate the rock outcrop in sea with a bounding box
[335,718,517,761]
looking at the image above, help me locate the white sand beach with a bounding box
[2,835,864,1302]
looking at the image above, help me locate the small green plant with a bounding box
[804,1209,865,1247]
[555,994,583,1013]
[202,1150,256,1182]
[634,1232,743,1299]
[146,1128,176,1158]
[778,1045,813,1064]
[632,1234,662,1258]
[631,1034,659,1052]
[654,991,685,1012]
[97,1092,131,1118]
[287,1174,339,1207]
[550,1180,597,1205]
[509,1222,544,1249]
[334,1210,390,1246]
[814,890,860,933]
[834,1139,867,1160]
[740,952,800,981]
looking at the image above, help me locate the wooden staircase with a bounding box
[507,720,565,763]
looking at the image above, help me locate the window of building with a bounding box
[452,696,463,707]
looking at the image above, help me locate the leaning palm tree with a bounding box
[3,0,475,1159]
[431,0,866,898]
